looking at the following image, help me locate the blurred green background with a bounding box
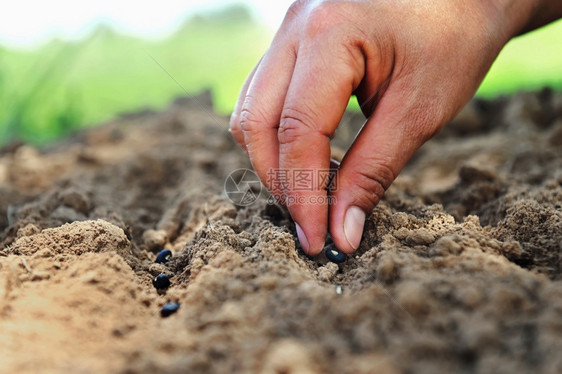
[0,5,561,146]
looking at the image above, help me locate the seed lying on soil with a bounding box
[325,246,347,264]
[160,302,180,317]
[155,249,172,264]
[153,273,171,290]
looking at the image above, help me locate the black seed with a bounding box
[153,273,171,290]
[161,302,180,317]
[155,249,172,264]
[325,246,347,264]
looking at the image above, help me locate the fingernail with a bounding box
[295,222,310,253]
[344,206,365,250]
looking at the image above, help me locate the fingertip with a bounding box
[228,122,247,151]
[295,220,326,256]
[305,242,325,257]
[295,222,310,253]
[330,227,358,254]
[329,194,368,254]
[343,205,365,250]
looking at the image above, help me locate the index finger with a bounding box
[278,41,364,255]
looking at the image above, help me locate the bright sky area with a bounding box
[0,0,295,48]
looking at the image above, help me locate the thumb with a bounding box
[329,85,441,253]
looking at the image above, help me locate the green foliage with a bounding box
[478,19,562,97]
[0,42,85,143]
[0,8,560,146]
[0,6,271,145]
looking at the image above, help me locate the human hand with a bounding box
[229,0,561,255]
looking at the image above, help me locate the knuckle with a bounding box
[229,113,239,132]
[278,107,321,145]
[229,111,241,131]
[305,6,335,36]
[304,2,350,37]
[229,115,244,147]
[350,162,395,207]
[277,117,308,146]
[285,0,306,23]
[239,106,266,134]
[229,123,243,141]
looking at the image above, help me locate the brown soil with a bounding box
[0,89,561,374]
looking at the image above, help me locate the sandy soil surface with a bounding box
[0,90,561,374]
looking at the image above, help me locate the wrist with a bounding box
[520,0,562,33]
[490,0,562,38]
[487,0,535,40]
